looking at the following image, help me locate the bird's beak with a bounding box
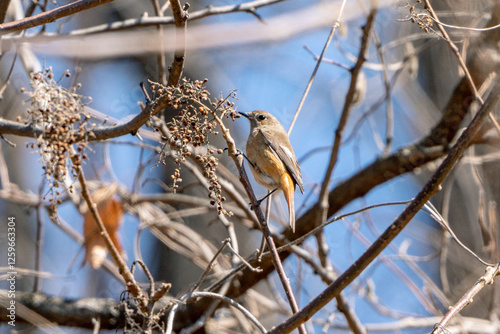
[238,112,250,119]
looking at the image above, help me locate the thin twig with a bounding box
[432,264,500,334]
[192,238,231,292]
[190,291,268,333]
[257,192,272,260]
[166,0,187,88]
[417,12,500,32]
[0,141,11,190]
[131,260,155,299]
[73,159,149,313]
[287,0,347,135]
[91,317,101,334]
[33,184,45,293]
[0,48,19,99]
[423,202,492,266]
[227,242,262,272]
[152,0,167,85]
[314,8,377,269]
[0,0,114,35]
[421,0,483,106]
[1,0,286,36]
[371,30,393,155]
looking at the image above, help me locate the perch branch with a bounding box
[210,111,307,333]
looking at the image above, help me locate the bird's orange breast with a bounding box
[246,131,288,190]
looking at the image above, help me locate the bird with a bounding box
[240,110,304,232]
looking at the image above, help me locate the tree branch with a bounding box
[432,264,500,334]
[0,0,114,35]
[0,84,168,141]
[166,0,187,88]
[314,8,376,269]
[0,0,286,36]
[0,289,130,329]
[288,0,347,135]
[74,163,149,313]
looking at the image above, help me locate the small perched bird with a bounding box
[240,110,304,232]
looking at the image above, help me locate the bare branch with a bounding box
[0,0,114,35]
[0,289,129,329]
[74,162,149,313]
[432,265,500,334]
[166,0,187,88]
[314,8,377,269]
[1,0,286,36]
[288,0,348,135]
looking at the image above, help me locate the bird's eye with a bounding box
[257,115,267,121]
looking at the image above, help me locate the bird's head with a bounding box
[239,110,282,130]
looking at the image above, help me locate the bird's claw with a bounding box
[248,198,263,211]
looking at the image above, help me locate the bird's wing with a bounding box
[258,128,304,193]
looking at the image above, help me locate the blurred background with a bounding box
[1,0,499,333]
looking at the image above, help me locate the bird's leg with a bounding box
[225,148,256,168]
[233,149,275,208]
[232,147,260,170]
[234,149,256,169]
[254,188,278,208]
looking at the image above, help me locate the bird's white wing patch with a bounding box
[280,145,294,160]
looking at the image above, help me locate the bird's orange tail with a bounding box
[281,173,296,233]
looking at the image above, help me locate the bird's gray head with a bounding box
[239,110,283,130]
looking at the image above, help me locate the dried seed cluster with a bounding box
[408,2,433,33]
[23,68,92,202]
[196,151,231,216]
[150,78,238,216]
